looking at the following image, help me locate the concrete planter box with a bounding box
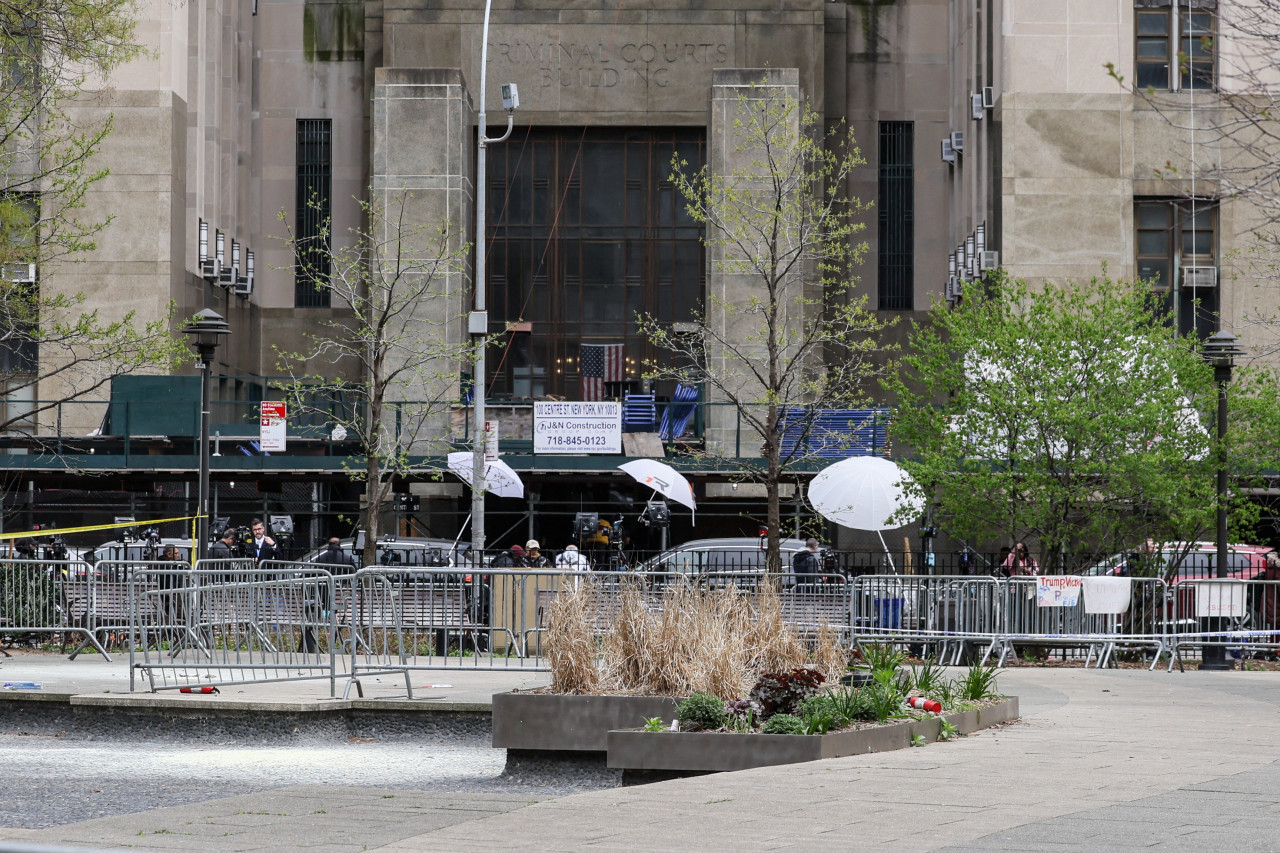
[606,697,1019,773]
[492,692,679,752]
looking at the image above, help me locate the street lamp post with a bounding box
[469,0,519,557]
[182,309,231,562]
[1200,330,1246,672]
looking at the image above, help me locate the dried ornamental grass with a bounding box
[545,578,601,694]
[600,585,658,691]
[546,576,849,699]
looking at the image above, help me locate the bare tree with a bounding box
[639,81,893,576]
[275,192,473,567]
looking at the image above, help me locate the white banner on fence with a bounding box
[1037,576,1082,607]
[1082,576,1132,614]
[534,401,622,454]
[1195,583,1247,618]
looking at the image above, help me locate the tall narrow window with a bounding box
[877,121,914,311]
[295,119,332,307]
[1135,199,1218,337]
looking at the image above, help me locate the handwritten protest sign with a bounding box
[1037,576,1082,608]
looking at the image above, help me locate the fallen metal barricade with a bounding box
[129,560,338,694]
[0,558,95,657]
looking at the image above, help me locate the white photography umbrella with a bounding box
[618,459,696,512]
[808,456,923,572]
[618,459,695,551]
[447,452,525,498]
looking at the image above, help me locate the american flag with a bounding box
[581,343,624,401]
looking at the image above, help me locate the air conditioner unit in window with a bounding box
[980,250,1000,272]
[4,262,36,283]
[198,220,218,282]
[234,250,254,296]
[217,233,235,287]
[946,275,960,300]
[1182,265,1218,288]
[983,86,996,109]
[950,131,965,152]
[941,139,955,164]
[971,93,984,120]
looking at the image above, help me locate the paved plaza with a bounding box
[0,655,1279,851]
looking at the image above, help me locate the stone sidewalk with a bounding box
[2,664,1280,851]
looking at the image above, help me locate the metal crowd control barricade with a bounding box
[78,560,185,660]
[1160,578,1280,670]
[0,558,94,657]
[344,567,573,699]
[849,575,1003,663]
[932,577,1003,665]
[693,571,853,640]
[996,576,1167,667]
[129,560,338,694]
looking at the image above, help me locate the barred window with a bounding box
[295,119,332,307]
[877,121,914,311]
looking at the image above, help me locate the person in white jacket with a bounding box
[555,543,592,571]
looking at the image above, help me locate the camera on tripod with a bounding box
[41,535,68,562]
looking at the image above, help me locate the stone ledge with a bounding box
[493,692,679,752]
[607,698,1020,773]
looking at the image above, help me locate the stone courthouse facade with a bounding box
[55,0,1271,401]
[14,1,1276,535]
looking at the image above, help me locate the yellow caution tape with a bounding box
[0,515,201,542]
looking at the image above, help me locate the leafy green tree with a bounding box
[639,80,892,576]
[0,0,187,438]
[886,274,1280,573]
[275,192,472,567]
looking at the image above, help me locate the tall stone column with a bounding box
[704,68,804,463]
[370,68,474,454]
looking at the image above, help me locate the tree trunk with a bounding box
[765,406,783,580]
[364,452,380,569]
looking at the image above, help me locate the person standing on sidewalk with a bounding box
[1003,542,1039,576]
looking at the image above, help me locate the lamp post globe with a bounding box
[182,309,231,562]
[1199,330,1245,671]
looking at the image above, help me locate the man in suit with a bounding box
[249,519,278,563]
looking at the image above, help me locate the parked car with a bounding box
[634,537,821,587]
[302,535,472,570]
[1080,542,1274,583]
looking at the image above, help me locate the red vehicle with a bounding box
[1081,542,1274,583]
[1083,543,1278,637]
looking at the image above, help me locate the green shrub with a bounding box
[677,692,728,732]
[958,664,999,701]
[910,660,946,694]
[860,643,907,675]
[825,685,878,722]
[796,695,840,734]
[761,713,804,735]
[867,669,906,722]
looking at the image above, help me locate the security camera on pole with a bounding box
[470,0,520,560]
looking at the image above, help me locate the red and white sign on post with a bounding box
[260,401,287,452]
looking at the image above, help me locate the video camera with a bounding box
[211,520,254,558]
[41,535,68,563]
